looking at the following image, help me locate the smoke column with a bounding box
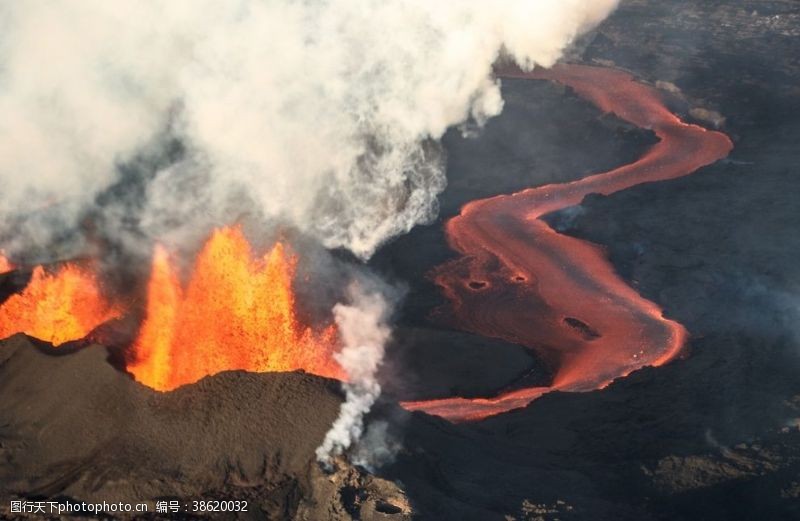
[0,0,618,259]
[316,283,392,465]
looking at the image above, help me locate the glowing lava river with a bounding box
[402,64,733,422]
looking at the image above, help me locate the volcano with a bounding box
[2,1,800,520]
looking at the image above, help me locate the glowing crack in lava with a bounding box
[128,226,343,391]
[402,64,733,422]
[0,263,121,346]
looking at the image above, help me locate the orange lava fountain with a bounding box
[402,64,733,422]
[0,263,121,346]
[128,226,343,391]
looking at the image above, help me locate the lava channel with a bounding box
[401,64,733,422]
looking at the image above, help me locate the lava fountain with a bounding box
[128,226,343,391]
[0,262,121,346]
[402,64,733,421]
[0,228,343,389]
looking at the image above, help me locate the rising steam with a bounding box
[0,0,620,465]
[0,0,618,259]
[316,282,393,465]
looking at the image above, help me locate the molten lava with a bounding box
[128,226,343,391]
[0,263,121,346]
[402,64,733,421]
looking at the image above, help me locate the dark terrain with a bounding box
[2,1,799,520]
[373,1,800,519]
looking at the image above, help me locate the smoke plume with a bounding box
[0,0,620,464]
[0,0,618,260]
[316,282,394,465]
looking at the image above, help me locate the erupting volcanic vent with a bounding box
[128,226,343,391]
[0,228,343,389]
[403,64,733,421]
[0,262,120,346]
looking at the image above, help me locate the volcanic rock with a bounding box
[365,1,800,519]
[296,460,411,521]
[378,326,550,401]
[0,335,409,520]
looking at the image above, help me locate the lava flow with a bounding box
[402,64,733,421]
[0,262,121,346]
[128,226,343,391]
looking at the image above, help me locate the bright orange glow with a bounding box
[0,263,121,346]
[0,252,13,274]
[128,226,343,391]
[402,64,732,422]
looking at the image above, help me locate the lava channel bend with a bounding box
[401,64,733,422]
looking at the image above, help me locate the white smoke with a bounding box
[316,282,393,465]
[0,0,619,259]
[0,0,620,463]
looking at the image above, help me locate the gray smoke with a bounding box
[351,420,403,472]
[0,0,618,259]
